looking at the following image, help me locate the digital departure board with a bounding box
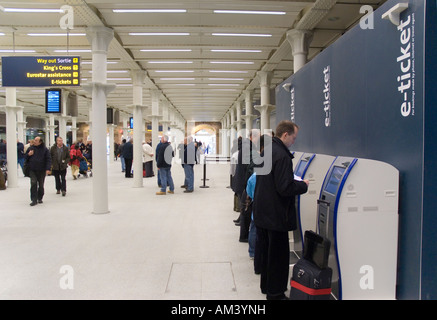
[1,56,80,87]
[45,89,62,113]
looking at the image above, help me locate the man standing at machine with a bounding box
[253,120,309,300]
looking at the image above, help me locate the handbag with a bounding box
[23,158,30,177]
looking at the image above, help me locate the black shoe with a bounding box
[180,185,187,188]
[183,189,193,193]
[62,191,66,196]
[234,222,241,226]
[56,190,61,194]
[30,201,37,206]
[37,199,43,204]
[239,238,248,243]
[233,218,240,223]
[266,293,287,300]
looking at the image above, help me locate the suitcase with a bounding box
[289,258,332,300]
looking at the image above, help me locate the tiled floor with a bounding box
[0,159,266,300]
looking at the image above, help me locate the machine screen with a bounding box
[324,166,346,194]
[295,160,308,178]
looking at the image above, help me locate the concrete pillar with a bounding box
[4,87,18,188]
[131,70,148,188]
[71,117,78,143]
[108,124,117,164]
[255,71,275,134]
[235,101,243,137]
[243,90,256,138]
[286,29,313,73]
[150,90,162,175]
[84,26,115,214]
[48,114,56,146]
[17,107,26,144]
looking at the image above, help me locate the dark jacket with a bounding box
[157,142,173,168]
[253,137,308,232]
[50,144,71,171]
[183,142,196,166]
[26,143,51,172]
[233,138,256,195]
[122,141,133,160]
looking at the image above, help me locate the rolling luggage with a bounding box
[289,230,332,300]
[289,258,332,300]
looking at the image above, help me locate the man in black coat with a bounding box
[26,136,52,206]
[122,138,134,178]
[253,120,309,300]
[50,137,71,196]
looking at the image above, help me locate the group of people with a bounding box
[22,137,92,206]
[231,120,310,300]
[115,135,198,195]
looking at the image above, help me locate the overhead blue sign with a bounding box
[1,56,80,87]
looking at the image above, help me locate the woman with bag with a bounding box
[69,143,83,180]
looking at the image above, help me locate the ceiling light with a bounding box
[208,78,244,81]
[210,61,254,65]
[54,49,91,53]
[89,70,128,73]
[113,9,187,13]
[0,33,5,36]
[148,60,193,63]
[130,33,190,36]
[154,70,194,73]
[28,33,86,36]
[209,70,248,73]
[212,33,272,37]
[160,78,195,81]
[208,84,240,86]
[141,49,192,52]
[107,78,132,81]
[1,8,62,13]
[211,49,262,53]
[0,49,36,53]
[214,10,286,15]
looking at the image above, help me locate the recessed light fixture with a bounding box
[208,83,240,86]
[113,9,187,13]
[27,33,86,37]
[54,49,91,53]
[209,70,248,74]
[0,49,36,53]
[154,70,194,73]
[210,61,254,65]
[212,33,272,37]
[148,61,193,64]
[141,49,192,52]
[130,33,190,36]
[213,10,286,15]
[211,49,262,53]
[160,78,196,81]
[1,8,62,13]
[208,78,244,81]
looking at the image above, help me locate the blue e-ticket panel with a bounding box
[1,56,80,87]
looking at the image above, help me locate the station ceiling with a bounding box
[0,0,386,124]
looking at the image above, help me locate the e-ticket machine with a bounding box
[291,153,336,261]
[317,157,399,299]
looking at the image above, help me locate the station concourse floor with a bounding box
[0,158,267,300]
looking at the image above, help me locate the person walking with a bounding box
[156,135,174,195]
[17,139,25,174]
[253,121,309,300]
[69,143,83,180]
[25,136,51,206]
[182,136,195,193]
[50,137,70,196]
[122,138,133,178]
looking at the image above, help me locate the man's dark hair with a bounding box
[275,120,299,138]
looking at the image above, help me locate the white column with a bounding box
[48,114,56,146]
[243,90,256,137]
[286,29,313,73]
[17,107,26,144]
[235,101,243,137]
[150,90,162,175]
[84,26,115,214]
[5,88,18,188]
[131,70,148,188]
[71,117,78,143]
[108,124,116,164]
[255,71,275,134]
